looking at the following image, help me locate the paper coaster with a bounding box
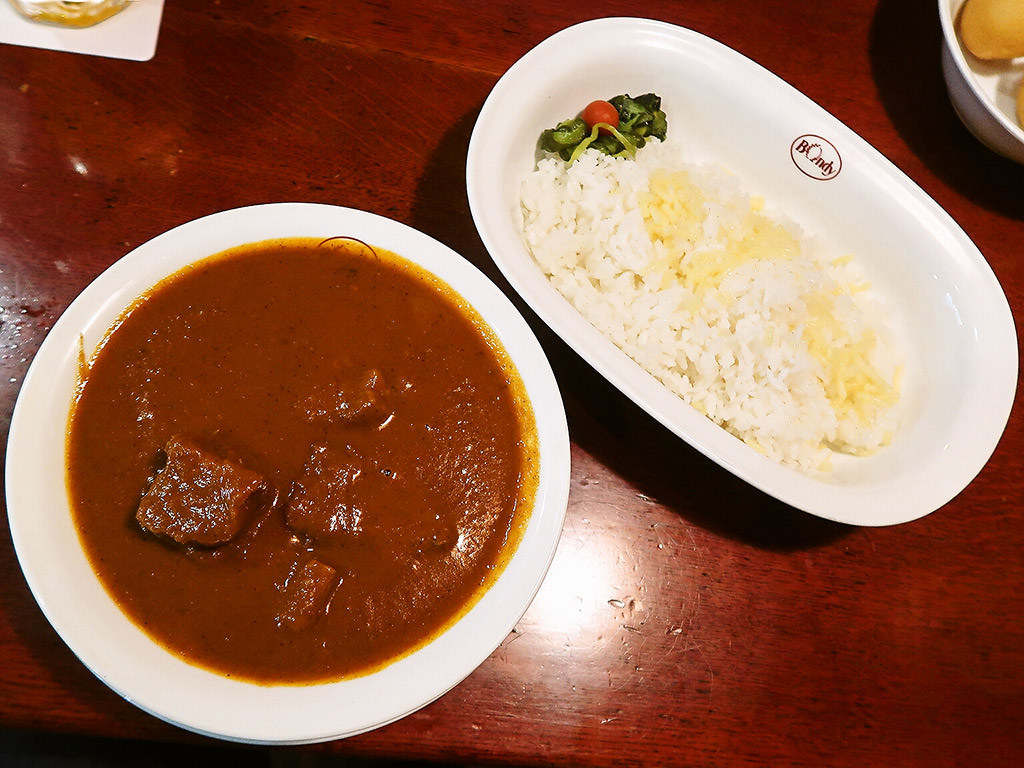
[0,0,164,61]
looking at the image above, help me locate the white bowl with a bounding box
[5,203,570,743]
[466,17,1018,527]
[939,0,1024,163]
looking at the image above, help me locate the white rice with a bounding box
[520,140,901,472]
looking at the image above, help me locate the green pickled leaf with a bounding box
[537,93,668,163]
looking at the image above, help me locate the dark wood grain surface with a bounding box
[1,1,1022,766]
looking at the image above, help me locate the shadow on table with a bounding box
[0,727,495,768]
[410,105,852,554]
[0,728,267,768]
[868,0,1024,220]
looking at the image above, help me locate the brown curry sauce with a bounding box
[66,238,538,684]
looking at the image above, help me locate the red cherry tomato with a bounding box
[581,100,619,135]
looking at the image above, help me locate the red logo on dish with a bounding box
[790,134,842,180]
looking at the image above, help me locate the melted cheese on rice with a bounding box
[520,141,901,472]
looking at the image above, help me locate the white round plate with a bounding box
[466,17,1017,526]
[5,203,570,743]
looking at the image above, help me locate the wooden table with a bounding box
[1,1,1021,765]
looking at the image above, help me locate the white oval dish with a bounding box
[5,203,570,743]
[939,0,1024,164]
[466,17,1017,526]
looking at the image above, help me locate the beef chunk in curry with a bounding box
[302,368,392,425]
[285,443,367,538]
[136,435,268,546]
[277,558,339,630]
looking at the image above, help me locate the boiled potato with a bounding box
[959,0,1024,60]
